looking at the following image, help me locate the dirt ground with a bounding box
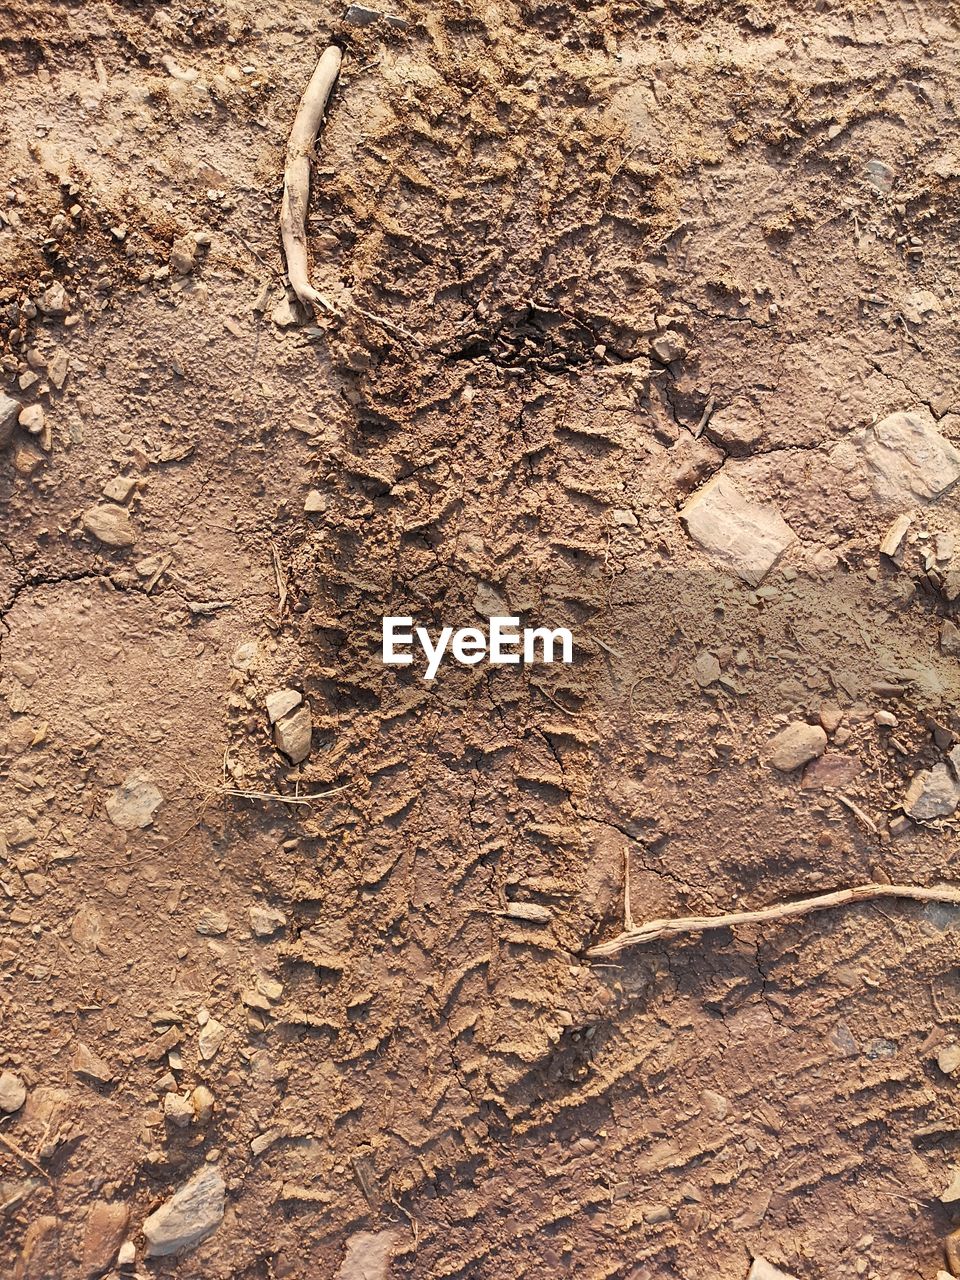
[2,0,960,1277]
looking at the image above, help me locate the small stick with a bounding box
[836,793,879,835]
[622,847,634,932]
[586,882,960,959]
[218,783,352,806]
[271,543,288,628]
[281,46,344,313]
[0,1129,49,1181]
[692,395,716,439]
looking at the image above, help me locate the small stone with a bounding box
[82,503,137,549]
[12,443,43,476]
[198,1017,227,1061]
[938,1043,960,1075]
[863,158,895,193]
[693,651,721,687]
[191,1085,214,1125]
[344,3,407,25]
[818,701,843,734]
[169,236,197,276]
[47,348,69,390]
[117,1241,135,1267]
[800,752,861,790]
[265,688,302,724]
[274,704,312,764]
[142,1165,226,1257]
[102,475,136,503]
[334,1229,400,1280]
[106,770,162,830]
[81,1199,130,1279]
[748,1261,799,1280]
[72,1041,114,1085]
[941,1167,960,1204]
[705,399,763,455]
[680,473,796,587]
[0,392,20,447]
[304,489,328,514]
[17,404,44,435]
[249,905,286,938]
[195,908,229,937]
[879,513,911,561]
[163,1092,194,1128]
[650,329,686,362]
[766,722,828,771]
[941,620,960,656]
[642,1203,672,1224]
[0,1070,26,1113]
[38,282,70,316]
[875,710,897,728]
[611,507,638,527]
[903,760,960,820]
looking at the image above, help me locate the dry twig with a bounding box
[0,1128,49,1181]
[586,882,960,959]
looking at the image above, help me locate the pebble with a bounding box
[80,1199,129,1279]
[195,908,229,936]
[937,1043,960,1075]
[303,489,328,513]
[249,905,286,938]
[681,473,796,587]
[274,704,312,764]
[82,503,137,549]
[848,409,960,506]
[169,235,198,276]
[693,651,721,687]
[142,1165,226,1257]
[191,1085,214,1125]
[344,4,408,26]
[334,1228,400,1280]
[106,771,163,830]
[879,513,911,561]
[72,1040,114,1085]
[38,282,70,316]
[0,1070,26,1113]
[650,329,686,362]
[704,400,763,454]
[102,475,137,503]
[163,1091,194,1128]
[903,753,960,820]
[941,1167,960,1204]
[800,752,861,790]
[266,688,302,724]
[875,710,898,728]
[766,722,828,771]
[0,392,20,447]
[818,701,843,734]
[748,1260,799,1280]
[198,1017,227,1061]
[17,404,44,435]
[47,348,69,390]
[117,1241,136,1267]
[941,620,960,656]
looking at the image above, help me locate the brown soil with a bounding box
[1,1,960,1278]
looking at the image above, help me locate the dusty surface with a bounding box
[2,1,960,1277]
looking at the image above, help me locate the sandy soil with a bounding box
[1,1,960,1277]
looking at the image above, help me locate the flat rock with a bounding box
[801,752,861,790]
[142,1165,225,1257]
[195,908,229,936]
[680,473,796,586]
[38,282,70,316]
[904,756,960,820]
[106,771,163,830]
[72,1041,114,1085]
[274,704,312,764]
[82,503,137,549]
[0,1070,27,1113]
[852,409,960,505]
[81,1199,130,1278]
[766,722,828,771]
[335,1228,399,1280]
[266,687,302,724]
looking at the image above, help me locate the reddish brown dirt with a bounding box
[1,2,960,1278]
